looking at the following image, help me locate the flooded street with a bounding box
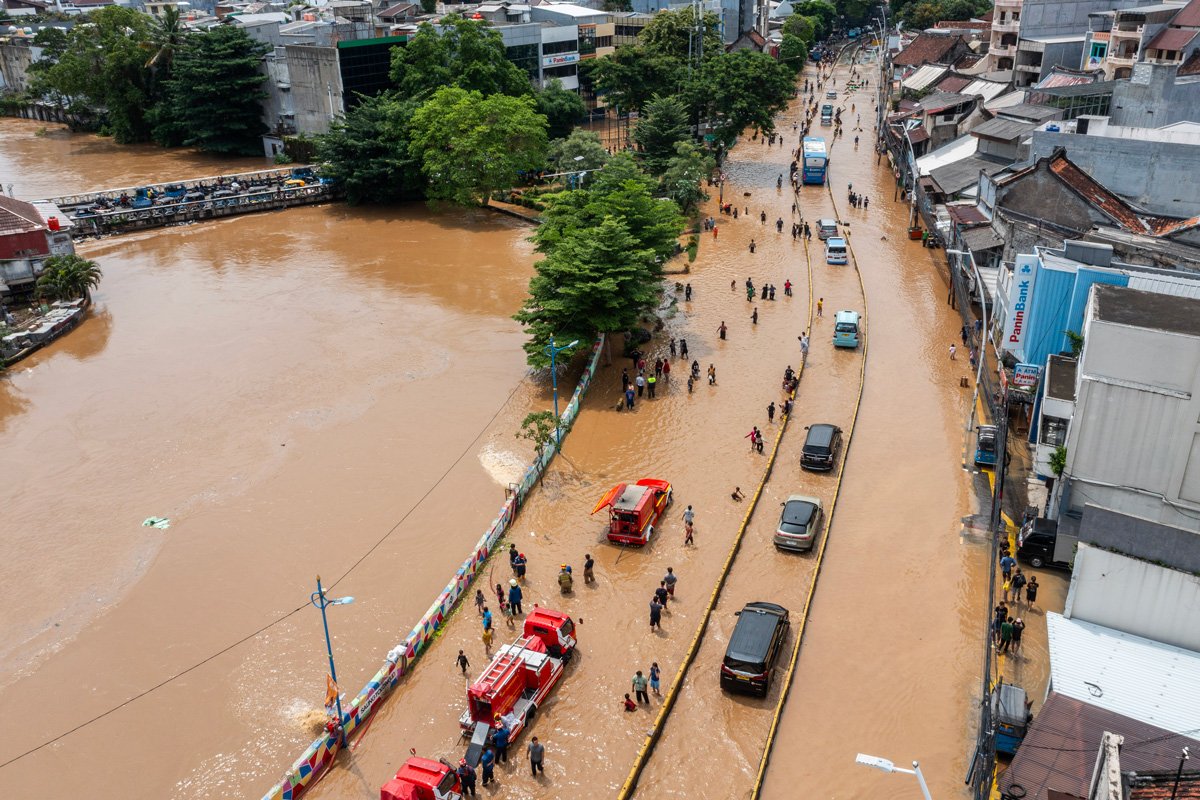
[3,50,1012,800]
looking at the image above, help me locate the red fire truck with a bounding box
[591,478,672,546]
[458,607,576,765]
[380,756,461,800]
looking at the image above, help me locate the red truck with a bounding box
[380,756,461,800]
[458,607,576,765]
[591,478,672,546]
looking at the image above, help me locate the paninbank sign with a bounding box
[1003,254,1038,360]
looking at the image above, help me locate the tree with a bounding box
[28,7,159,142]
[517,410,559,459]
[793,0,837,38]
[145,5,185,76]
[697,51,796,145]
[659,140,713,215]
[547,130,609,175]
[633,94,690,175]
[390,17,531,100]
[514,217,657,367]
[409,87,548,206]
[37,255,102,302]
[419,0,436,11]
[778,35,809,74]
[154,26,268,154]
[536,79,587,140]
[582,46,684,114]
[318,94,425,204]
[1049,446,1067,477]
[782,15,816,44]
[639,8,722,62]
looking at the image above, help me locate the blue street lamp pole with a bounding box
[311,575,354,741]
[544,335,579,447]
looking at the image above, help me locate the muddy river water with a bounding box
[1,54,1032,800]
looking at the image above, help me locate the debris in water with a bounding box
[142,517,170,529]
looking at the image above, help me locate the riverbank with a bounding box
[0,298,88,367]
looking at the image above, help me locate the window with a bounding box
[543,39,579,55]
[615,25,641,37]
[578,26,596,55]
[1041,416,1068,447]
[596,35,612,49]
[507,43,539,81]
[543,64,577,80]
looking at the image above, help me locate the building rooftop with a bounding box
[999,691,1200,800]
[1091,283,1200,336]
[1117,1,1187,18]
[0,195,44,237]
[916,91,976,112]
[1173,0,1200,27]
[929,154,1011,195]
[532,2,606,17]
[893,31,967,67]
[1147,26,1199,50]
[1045,354,1077,401]
[916,132,978,176]
[962,78,1011,102]
[901,63,948,91]
[1045,152,1200,237]
[936,74,972,93]
[972,116,1036,142]
[997,102,1061,122]
[1129,774,1200,799]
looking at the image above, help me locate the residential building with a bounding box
[890,31,972,81]
[990,0,1023,71]
[143,1,191,18]
[1013,0,1166,86]
[1143,0,1200,65]
[0,196,74,299]
[1084,1,1185,79]
[1108,57,1200,126]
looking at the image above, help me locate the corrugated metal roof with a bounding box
[1046,613,1200,737]
[986,90,1028,110]
[902,64,947,90]
[1174,0,1200,27]
[915,133,978,176]
[1000,691,1200,800]
[929,154,1011,195]
[1035,71,1099,89]
[937,74,972,93]
[961,224,1004,251]
[972,116,1036,142]
[1128,273,1200,298]
[963,79,1010,102]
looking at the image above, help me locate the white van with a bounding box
[825,237,847,265]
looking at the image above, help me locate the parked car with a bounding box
[974,424,998,468]
[801,423,842,471]
[720,601,790,697]
[1016,517,1077,570]
[774,495,824,551]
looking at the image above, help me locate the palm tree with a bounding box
[37,254,103,302]
[145,6,185,76]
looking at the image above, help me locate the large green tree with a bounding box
[633,94,690,175]
[409,87,548,206]
[639,8,722,62]
[28,6,158,142]
[514,217,658,367]
[781,15,817,45]
[547,130,609,175]
[583,46,684,114]
[793,0,837,38]
[537,79,587,140]
[778,34,810,74]
[154,26,268,154]
[390,17,531,100]
[318,94,425,204]
[697,51,795,145]
[659,140,712,215]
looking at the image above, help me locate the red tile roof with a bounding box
[0,196,45,237]
[1129,775,1200,800]
[1046,152,1200,237]
[1171,0,1200,28]
[937,74,972,92]
[907,126,930,144]
[1147,26,1200,52]
[893,33,966,67]
[956,52,984,69]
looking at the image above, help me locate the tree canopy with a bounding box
[408,87,548,206]
[659,140,712,215]
[781,15,817,45]
[547,130,609,175]
[778,34,810,74]
[37,255,102,301]
[390,17,532,100]
[697,50,796,144]
[633,94,690,175]
[793,0,837,38]
[318,95,425,204]
[154,26,268,154]
[893,0,992,29]
[537,79,587,140]
[639,8,723,62]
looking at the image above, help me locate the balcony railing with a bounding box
[993,20,1019,32]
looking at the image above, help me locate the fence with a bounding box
[261,336,606,800]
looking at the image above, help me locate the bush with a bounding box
[687,234,699,262]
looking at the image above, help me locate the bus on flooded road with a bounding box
[802,137,828,185]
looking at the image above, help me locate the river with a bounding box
[1,53,1055,800]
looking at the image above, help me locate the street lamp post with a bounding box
[947,248,989,431]
[544,335,579,448]
[311,575,355,741]
[856,753,935,800]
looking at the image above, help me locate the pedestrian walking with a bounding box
[1002,576,1012,602]
[482,606,493,631]
[713,225,718,239]
[456,649,471,675]
[682,505,695,528]
[508,579,524,615]
[752,307,758,325]
[509,543,518,573]
[1012,569,1027,604]
[1025,576,1039,607]
[662,360,670,380]
[718,321,727,340]
[949,343,957,360]
[784,279,793,296]
[649,598,663,629]
[863,196,869,210]
[769,285,776,301]
[527,737,545,777]
[669,339,677,358]
[767,401,776,422]
[799,332,810,360]
[687,375,694,393]
[621,368,630,389]
[632,670,650,704]
[655,581,669,606]
[680,338,689,359]
[1000,553,1016,582]
[457,760,477,797]
[761,284,769,300]
[1012,618,1025,654]
[747,426,761,450]
[708,364,717,385]
[625,386,635,409]
[654,357,663,378]
[961,325,969,345]
[475,589,486,614]
[647,373,657,398]
[817,298,824,317]
[969,347,978,370]
[514,552,527,581]
[664,567,677,598]
[683,519,694,545]
[685,283,692,301]
[636,373,645,396]
[584,553,595,584]
[480,747,496,786]
[482,624,493,656]
[999,617,1014,653]
[649,662,662,696]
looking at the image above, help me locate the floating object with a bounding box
[142,517,170,529]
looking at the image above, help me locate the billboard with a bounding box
[1003,253,1039,360]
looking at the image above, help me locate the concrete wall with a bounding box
[1028,128,1200,217]
[1019,0,1160,39]
[284,45,343,136]
[0,42,34,94]
[1065,542,1200,651]
[1043,39,1086,80]
[1110,63,1200,127]
[1080,504,1200,574]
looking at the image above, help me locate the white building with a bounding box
[1052,284,1200,532]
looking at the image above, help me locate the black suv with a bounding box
[720,602,790,697]
[801,423,843,471]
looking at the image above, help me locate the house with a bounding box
[1084,1,1187,79]
[3,0,52,15]
[1143,0,1200,66]
[989,0,1023,72]
[891,32,972,78]
[0,196,74,299]
[377,2,419,24]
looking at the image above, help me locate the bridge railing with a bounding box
[46,165,318,209]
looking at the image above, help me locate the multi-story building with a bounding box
[990,0,1023,72]
[1013,0,1166,86]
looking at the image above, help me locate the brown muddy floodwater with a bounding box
[1,54,1009,800]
